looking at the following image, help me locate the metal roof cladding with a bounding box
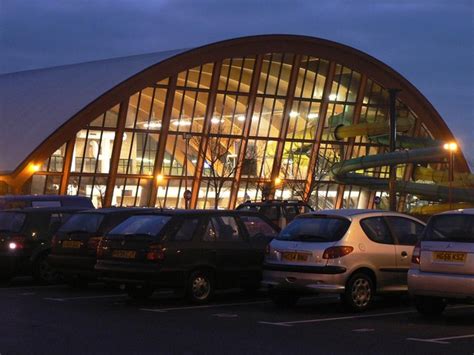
[0,48,186,173]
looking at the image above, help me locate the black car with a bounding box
[0,207,89,283]
[95,210,279,302]
[0,195,94,210]
[49,207,158,286]
[236,200,313,229]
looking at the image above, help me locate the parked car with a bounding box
[0,195,94,210]
[262,209,425,311]
[408,208,474,316]
[49,207,158,286]
[95,210,279,302]
[0,206,89,283]
[236,200,313,229]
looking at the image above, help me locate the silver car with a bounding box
[262,209,425,311]
[408,208,474,316]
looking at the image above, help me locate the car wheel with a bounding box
[342,273,374,312]
[126,285,154,300]
[414,296,446,317]
[33,254,59,284]
[187,271,214,304]
[269,292,299,308]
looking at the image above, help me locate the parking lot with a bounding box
[1,278,473,355]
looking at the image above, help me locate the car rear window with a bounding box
[240,215,279,239]
[59,213,105,234]
[424,214,474,243]
[0,212,26,233]
[276,216,350,242]
[108,215,172,238]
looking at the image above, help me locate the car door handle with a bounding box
[401,251,408,258]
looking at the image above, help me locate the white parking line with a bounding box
[259,309,417,326]
[259,305,474,327]
[44,294,127,302]
[0,284,69,291]
[407,334,474,344]
[141,300,270,313]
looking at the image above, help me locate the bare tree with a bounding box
[193,136,242,209]
[280,144,338,207]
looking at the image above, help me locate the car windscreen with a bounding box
[58,213,105,234]
[0,212,26,233]
[108,215,172,238]
[276,216,350,242]
[424,214,474,243]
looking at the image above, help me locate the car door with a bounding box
[161,216,203,287]
[360,216,399,291]
[237,214,280,282]
[201,215,247,289]
[385,216,425,286]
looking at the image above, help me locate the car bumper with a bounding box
[408,268,474,300]
[0,252,30,276]
[95,260,185,288]
[262,263,347,294]
[48,254,97,279]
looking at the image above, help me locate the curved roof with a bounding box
[0,34,468,175]
[0,49,186,173]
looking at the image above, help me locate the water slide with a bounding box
[325,119,474,208]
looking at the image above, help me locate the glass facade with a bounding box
[29,51,440,211]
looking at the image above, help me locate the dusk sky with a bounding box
[1,0,473,165]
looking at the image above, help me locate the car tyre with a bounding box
[342,273,374,312]
[33,254,59,284]
[269,292,299,308]
[126,285,154,300]
[414,296,446,317]
[187,270,214,304]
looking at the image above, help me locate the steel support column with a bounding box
[303,61,337,203]
[103,99,129,206]
[190,61,222,208]
[228,55,264,208]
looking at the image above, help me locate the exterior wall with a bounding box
[26,50,443,211]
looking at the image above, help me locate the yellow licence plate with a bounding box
[112,250,136,259]
[433,251,467,263]
[62,240,82,249]
[282,252,310,262]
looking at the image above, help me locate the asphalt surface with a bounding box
[0,278,473,355]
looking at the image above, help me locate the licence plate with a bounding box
[62,240,82,249]
[433,251,467,263]
[282,252,310,262]
[112,250,136,259]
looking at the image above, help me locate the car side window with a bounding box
[283,206,298,222]
[259,206,279,221]
[173,218,200,241]
[202,216,242,242]
[360,217,394,245]
[240,215,278,239]
[385,217,424,245]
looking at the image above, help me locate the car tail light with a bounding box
[265,244,271,255]
[96,239,107,258]
[322,246,354,259]
[146,244,165,261]
[411,241,421,264]
[8,235,26,250]
[87,236,103,250]
[51,235,59,248]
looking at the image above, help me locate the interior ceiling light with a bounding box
[237,115,246,122]
[289,111,299,118]
[172,120,192,126]
[329,94,338,101]
[307,113,319,119]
